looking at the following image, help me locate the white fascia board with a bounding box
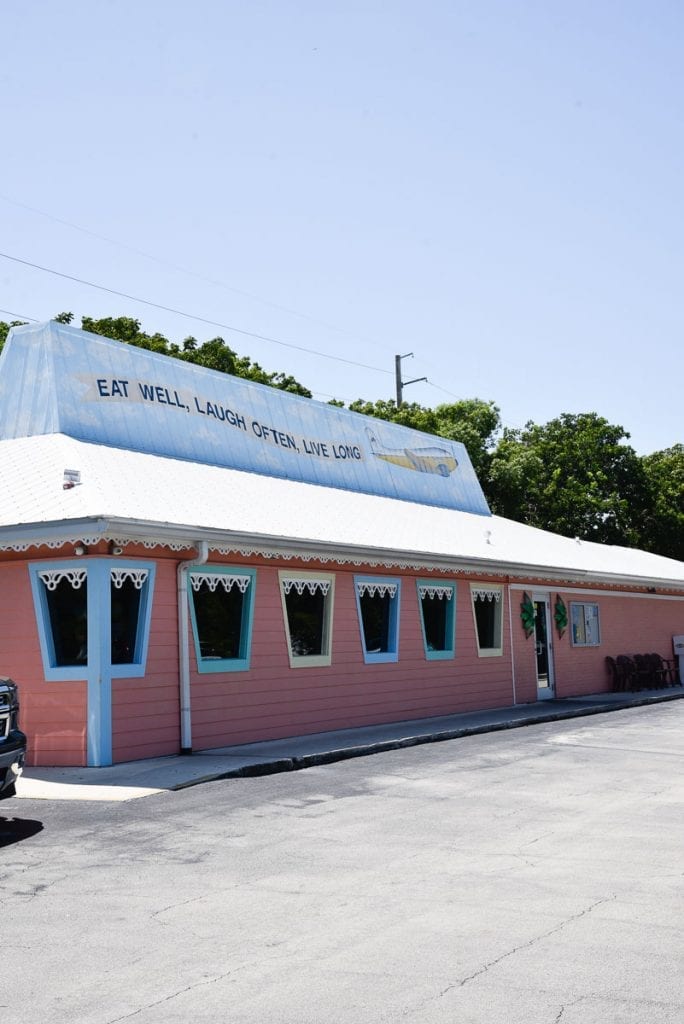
[1,516,682,593]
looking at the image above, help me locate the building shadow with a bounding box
[0,815,44,847]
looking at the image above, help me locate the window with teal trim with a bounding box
[355,576,401,664]
[417,580,456,660]
[188,568,256,673]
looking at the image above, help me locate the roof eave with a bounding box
[2,516,681,593]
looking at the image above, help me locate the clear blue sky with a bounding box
[2,1,682,455]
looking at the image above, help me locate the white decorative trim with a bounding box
[190,572,251,594]
[357,581,398,599]
[472,587,502,602]
[38,568,87,591]
[418,585,453,600]
[282,578,331,596]
[110,568,149,590]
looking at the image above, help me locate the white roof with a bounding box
[1,433,682,590]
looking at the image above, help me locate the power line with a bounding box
[0,308,38,322]
[0,251,392,377]
[0,193,386,353]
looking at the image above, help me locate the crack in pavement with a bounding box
[105,966,244,1023]
[447,896,615,993]
[402,895,615,1018]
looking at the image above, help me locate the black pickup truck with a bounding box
[0,678,26,799]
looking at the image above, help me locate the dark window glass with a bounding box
[360,592,391,653]
[285,589,325,656]
[111,579,143,664]
[421,595,448,651]
[193,584,245,660]
[474,596,499,649]
[45,579,88,666]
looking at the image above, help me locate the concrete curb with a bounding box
[170,690,684,788]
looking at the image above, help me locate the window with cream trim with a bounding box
[279,571,335,668]
[470,584,503,657]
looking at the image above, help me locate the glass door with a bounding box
[534,596,555,699]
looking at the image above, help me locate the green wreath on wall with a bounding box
[520,592,535,638]
[554,595,568,638]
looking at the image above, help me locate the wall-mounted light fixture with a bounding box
[74,543,87,556]
[109,542,123,556]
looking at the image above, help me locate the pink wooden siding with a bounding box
[510,586,684,700]
[111,559,180,763]
[187,564,516,752]
[0,559,87,766]
[552,590,684,697]
[2,546,682,766]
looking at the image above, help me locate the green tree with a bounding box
[0,319,26,349]
[639,445,684,561]
[488,413,650,546]
[345,397,501,481]
[0,313,313,397]
[78,315,312,396]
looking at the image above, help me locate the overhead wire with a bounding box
[0,251,392,377]
[0,193,386,352]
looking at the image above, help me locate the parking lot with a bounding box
[2,702,683,1023]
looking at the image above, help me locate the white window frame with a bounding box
[570,602,601,647]
[279,571,335,669]
[470,583,504,658]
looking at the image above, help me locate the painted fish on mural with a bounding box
[366,429,458,478]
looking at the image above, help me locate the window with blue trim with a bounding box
[417,580,456,660]
[188,567,256,673]
[30,561,155,681]
[355,576,401,663]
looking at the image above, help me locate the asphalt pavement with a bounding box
[16,686,683,801]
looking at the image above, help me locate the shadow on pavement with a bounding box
[0,815,44,847]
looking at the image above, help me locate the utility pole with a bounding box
[395,353,427,407]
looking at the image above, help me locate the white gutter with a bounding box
[177,541,209,754]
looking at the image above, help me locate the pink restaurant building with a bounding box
[0,322,682,767]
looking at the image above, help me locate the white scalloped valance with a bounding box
[190,572,251,594]
[418,585,453,601]
[356,581,398,599]
[472,587,501,602]
[38,569,87,591]
[111,568,149,590]
[282,578,331,596]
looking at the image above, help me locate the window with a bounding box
[570,602,600,646]
[417,580,456,660]
[279,572,335,668]
[30,561,155,681]
[39,568,88,668]
[470,584,503,657]
[355,576,401,664]
[188,568,256,673]
[110,568,152,667]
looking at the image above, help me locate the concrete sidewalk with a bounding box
[16,687,683,802]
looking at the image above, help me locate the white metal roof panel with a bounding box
[0,434,682,589]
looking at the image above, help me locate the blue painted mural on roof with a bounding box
[0,322,491,515]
